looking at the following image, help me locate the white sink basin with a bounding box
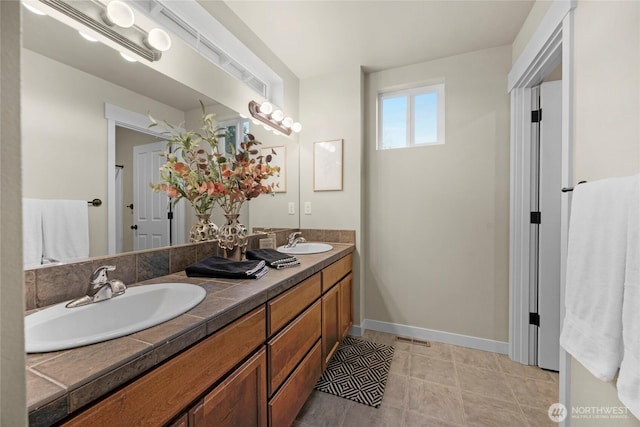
[25,283,206,353]
[277,242,333,255]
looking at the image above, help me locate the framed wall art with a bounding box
[313,139,343,191]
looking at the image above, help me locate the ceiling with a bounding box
[223,0,535,79]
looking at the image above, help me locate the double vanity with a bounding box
[26,238,354,426]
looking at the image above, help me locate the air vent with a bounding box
[395,336,432,347]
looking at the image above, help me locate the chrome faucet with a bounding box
[66,265,127,308]
[286,231,307,248]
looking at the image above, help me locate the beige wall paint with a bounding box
[512,0,553,64]
[1,1,27,424]
[570,1,640,424]
[364,45,512,341]
[299,65,364,323]
[22,50,184,257]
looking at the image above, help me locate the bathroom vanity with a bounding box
[26,244,353,427]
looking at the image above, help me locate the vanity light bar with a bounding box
[38,0,161,62]
[248,101,302,136]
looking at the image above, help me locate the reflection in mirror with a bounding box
[21,7,299,267]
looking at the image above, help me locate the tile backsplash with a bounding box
[23,229,355,311]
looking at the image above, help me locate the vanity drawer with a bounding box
[268,300,321,395]
[322,253,352,293]
[268,341,322,427]
[63,306,266,427]
[268,272,321,336]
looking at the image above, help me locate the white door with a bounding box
[133,141,170,250]
[536,81,563,371]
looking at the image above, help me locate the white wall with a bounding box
[299,65,364,322]
[570,1,640,424]
[22,50,184,257]
[364,45,512,342]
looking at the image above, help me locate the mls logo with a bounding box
[548,403,568,423]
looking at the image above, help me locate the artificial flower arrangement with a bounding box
[149,102,280,218]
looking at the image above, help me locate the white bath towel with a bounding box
[22,198,44,268]
[42,199,90,263]
[559,176,637,381]
[617,174,640,419]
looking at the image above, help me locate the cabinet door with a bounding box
[191,347,267,427]
[321,285,340,368]
[339,273,353,339]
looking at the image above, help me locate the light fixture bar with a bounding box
[39,0,160,62]
[248,101,293,136]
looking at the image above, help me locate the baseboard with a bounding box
[358,319,509,355]
[349,325,364,337]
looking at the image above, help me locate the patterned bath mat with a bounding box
[315,335,395,408]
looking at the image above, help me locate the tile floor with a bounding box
[294,331,559,427]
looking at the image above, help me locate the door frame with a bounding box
[507,0,575,421]
[104,103,185,255]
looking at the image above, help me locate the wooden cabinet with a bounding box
[269,341,322,427]
[339,273,353,339]
[268,273,321,336]
[61,252,352,427]
[321,256,353,369]
[321,254,352,293]
[321,284,340,368]
[190,347,267,427]
[268,300,321,395]
[63,307,266,427]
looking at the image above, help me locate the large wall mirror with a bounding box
[21,9,300,268]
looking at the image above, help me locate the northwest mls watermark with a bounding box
[548,403,630,423]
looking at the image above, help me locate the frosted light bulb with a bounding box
[271,110,284,122]
[282,117,293,128]
[145,28,172,52]
[104,1,135,28]
[259,102,273,115]
[292,122,302,133]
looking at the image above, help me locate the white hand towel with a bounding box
[617,175,640,419]
[42,199,90,263]
[559,176,637,381]
[22,198,44,268]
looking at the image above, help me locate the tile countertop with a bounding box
[26,243,354,426]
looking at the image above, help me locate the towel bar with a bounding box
[561,181,587,192]
[88,198,102,207]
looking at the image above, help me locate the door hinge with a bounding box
[531,109,542,123]
[167,212,174,220]
[529,312,540,327]
[530,211,541,224]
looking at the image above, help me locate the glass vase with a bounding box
[218,213,248,261]
[189,213,218,243]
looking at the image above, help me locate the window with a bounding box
[378,84,445,150]
[218,119,249,156]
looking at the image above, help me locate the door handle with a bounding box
[130,225,138,230]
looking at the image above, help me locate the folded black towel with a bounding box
[246,248,301,270]
[186,256,269,279]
